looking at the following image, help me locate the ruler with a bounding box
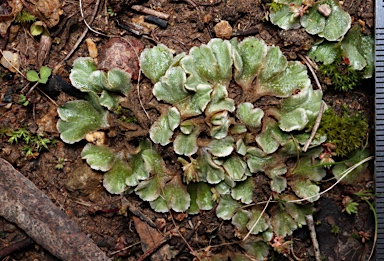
[376,0,384,259]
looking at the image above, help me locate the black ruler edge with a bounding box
[376,0,384,260]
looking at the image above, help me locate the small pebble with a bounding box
[214,20,232,39]
[318,4,332,17]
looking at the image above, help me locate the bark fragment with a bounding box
[0,158,110,261]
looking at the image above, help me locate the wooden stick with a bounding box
[0,158,109,261]
[303,101,325,152]
[305,214,321,261]
[298,53,322,90]
[131,5,170,20]
[0,237,34,258]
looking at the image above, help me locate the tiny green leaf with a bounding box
[88,70,108,92]
[38,66,51,83]
[153,66,189,104]
[270,206,298,236]
[81,143,116,172]
[223,155,247,182]
[135,177,162,201]
[240,240,270,261]
[231,178,254,204]
[206,84,235,116]
[317,0,351,41]
[216,194,242,220]
[103,157,132,194]
[106,68,132,95]
[256,118,289,154]
[197,150,225,184]
[332,149,370,185]
[187,182,214,214]
[30,21,44,36]
[149,107,180,146]
[300,5,326,35]
[99,91,122,110]
[26,70,39,82]
[246,147,275,173]
[233,37,268,90]
[174,122,199,156]
[258,46,287,83]
[69,57,99,92]
[308,42,339,65]
[290,179,320,202]
[57,100,109,144]
[283,201,313,226]
[341,25,367,71]
[214,182,231,195]
[150,179,190,212]
[140,44,174,83]
[293,157,326,182]
[278,87,324,131]
[126,154,149,186]
[246,207,270,235]
[175,83,212,117]
[210,112,231,139]
[181,39,233,85]
[232,209,251,234]
[206,136,234,157]
[236,102,264,128]
[269,1,301,30]
[257,61,310,98]
[265,164,287,193]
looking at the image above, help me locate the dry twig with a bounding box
[243,196,271,241]
[303,101,326,152]
[131,5,170,20]
[63,0,103,61]
[298,53,322,90]
[305,214,321,261]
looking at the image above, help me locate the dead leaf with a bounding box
[0,0,23,35]
[24,0,62,28]
[0,50,20,72]
[133,216,173,261]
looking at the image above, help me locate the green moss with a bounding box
[15,11,36,23]
[314,42,366,91]
[114,106,138,124]
[317,108,368,156]
[319,60,363,91]
[267,2,284,12]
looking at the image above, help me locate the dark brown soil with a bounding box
[0,0,375,260]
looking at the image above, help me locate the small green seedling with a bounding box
[7,128,30,144]
[331,225,340,234]
[18,94,29,106]
[343,197,359,215]
[6,127,55,159]
[55,157,66,170]
[15,11,36,23]
[107,6,117,16]
[26,66,51,84]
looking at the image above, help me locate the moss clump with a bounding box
[15,11,36,23]
[319,59,363,91]
[317,108,368,156]
[267,2,284,12]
